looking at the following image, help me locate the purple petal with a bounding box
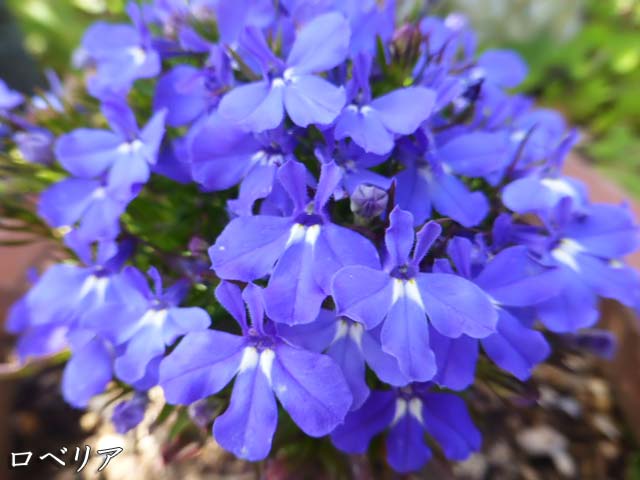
[429,172,489,227]
[242,283,267,333]
[276,309,337,352]
[332,266,393,329]
[218,80,284,132]
[277,159,309,212]
[430,327,478,391]
[114,325,166,383]
[361,329,411,386]
[386,413,432,473]
[313,223,380,292]
[381,282,436,381]
[164,307,211,342]
[481,309,550,380]
[190,112,260,190]
[445,236,473,278]
[578,256,640,307]
[286,12,350,74]
[421,392,482,460]
[213,361,278,461]
[536,281,599,333]
[209,215,292,281]
[418,272,497,338]
[370,87,436,134]
[438,132,509,177]
[502,176,586,215]
[62,338,112,408]
[159,330,246,404]
[215,281,248,330]
[55,129,123,178]
[38,179,102,228]
[272,343,353,436]
[334,105,395,155]
[263,239,325,325]
[385,207,415,267]
[565,204,640,259]
[284,75,345,127]
[412,221,442,266]
[153,65,208,127]
[395,167,431,226]
[477,49,528,88]
[328,332,369,410]
[475,246,564,306]
[314,161,342,211]
[331,390,396,453]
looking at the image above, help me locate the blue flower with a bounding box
[430,237,563,387]
[331,384,481,473]
[0,79,23,111]
[332,207,497,381]
[39,98,166,244]
[277,310,410,410]
[218,12,350,131]
[6,241,131,362]
[159,282,352,461]
[334,53,437,155]
[395,130,508,227]
[112,392,148,434]
[80,4,160,98]
[210,160,379,325]
[83,266,210,384]
[533,201,640,332]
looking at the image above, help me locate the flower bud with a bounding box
[14,129,55,165]
[350,184,388,219]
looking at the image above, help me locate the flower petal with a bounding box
[331,390,396,453]
[284,75,345,127]
[332,266,393,329]
[370,87,436,135]
[159,330,246,404]
[213,360,278,461]
[286,12,350,74]
[209,215,292,281]
[481,309,550,380]
[218,80,284,132]
[381,282,436,381]
[272,343,353,436]
[418,273,497,339]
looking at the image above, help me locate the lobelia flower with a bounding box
[334,52,437,155]
[188,113,295,215]
[80,4,160,98]
[532,200,640,332]
[39,97,166,243]
[153,45,233,127]
[13,129,55,165]
[159,281,352,461]
[0,79,23,111]
[277,310,410,410]
[314,135,391,195]
[218,12,350,131]
[501,130,587,215]
[331,384,481,473]
[332,207,497,381]
[5,241,130,362]
[112,391,149,433]
[210,160,379,325]
[82,266,211,384]
[429,237,564,387]
[395,129,508,227]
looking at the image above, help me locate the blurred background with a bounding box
[1,0,640,478]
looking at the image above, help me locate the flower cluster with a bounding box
[3,1,640,473]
